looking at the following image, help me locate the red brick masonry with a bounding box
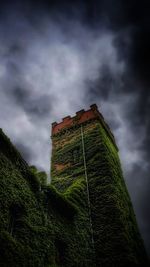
[52,104,98,134]
[51,104,118,150]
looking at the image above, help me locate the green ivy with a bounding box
[0,117,148,267]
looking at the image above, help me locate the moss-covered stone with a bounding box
[0,111,149,266]
[51,120,149,266]
[0,129,94,267]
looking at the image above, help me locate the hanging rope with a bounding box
[80,124,95,249]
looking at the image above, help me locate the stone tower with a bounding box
[51,104,148,266]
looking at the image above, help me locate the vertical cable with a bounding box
[80,124,95,248]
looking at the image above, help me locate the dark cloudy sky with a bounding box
[0,0,150,255]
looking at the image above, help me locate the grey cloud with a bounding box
[125,164,150,254]
[0,0,149,256]
[25,95,52,117]
[13,87,30,103]
[11,87,53,119]
[15,142,33,163]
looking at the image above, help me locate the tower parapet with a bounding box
[52,104,118,150]
[51,104,148,266]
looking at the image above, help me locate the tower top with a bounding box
[51,104,118,150]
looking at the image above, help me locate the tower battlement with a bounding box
[52,104,118,150]
[51,104,148,266]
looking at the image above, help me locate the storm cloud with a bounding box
[0,0,149,255]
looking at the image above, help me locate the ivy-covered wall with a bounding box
[0,129,94,267]
[0,109,148,267]
[51,120,148,266]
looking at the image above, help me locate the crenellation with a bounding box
[52,121,57,127]
[51,105,148,266]
[76,109,85,116]
[90,103,98,110]
[51,105,98,135]
[62,116,71,122]
[52,104,118,150]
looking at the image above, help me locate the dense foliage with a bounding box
[0,117,148,266]
[0,129,94,267]
[84,122,148,266]
[51,120,148,267]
